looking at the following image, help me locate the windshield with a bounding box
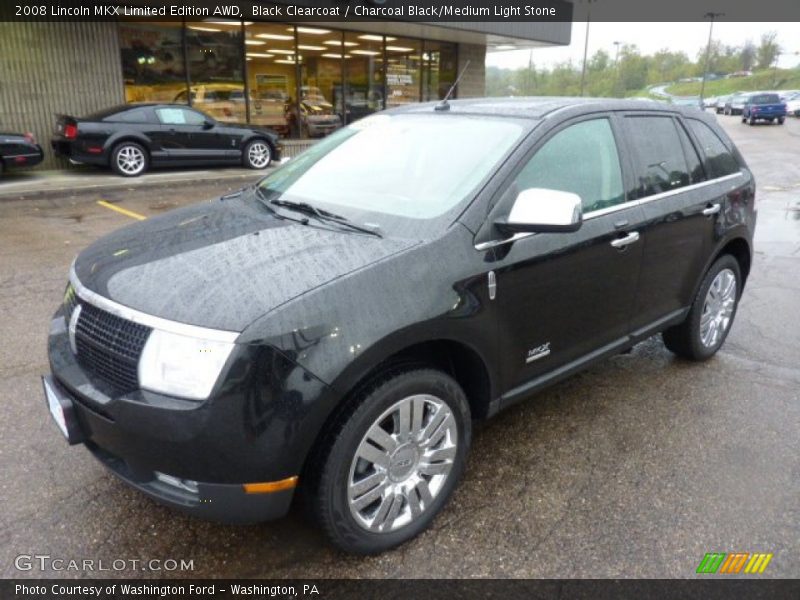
[256,113,525,234]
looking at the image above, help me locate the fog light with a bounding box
[154,472,199,494]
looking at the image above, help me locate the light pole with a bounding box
[699,12,724,103]
[579,0,595,97]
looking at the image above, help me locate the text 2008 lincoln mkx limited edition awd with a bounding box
[44,98,755,554]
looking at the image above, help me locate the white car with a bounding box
[785,97,800,117]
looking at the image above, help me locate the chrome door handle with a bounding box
[610,231,640,249]
[702,203,721,216]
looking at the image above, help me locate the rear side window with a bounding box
[514,118,624,213]
[113,109,151,124]
[624,116,691,198]
[686,119,740,178]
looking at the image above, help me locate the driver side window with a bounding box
[513,118,625,214]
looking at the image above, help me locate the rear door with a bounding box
[484,115,647,393]
[622,113,721,332]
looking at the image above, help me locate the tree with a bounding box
[756,32,780,70]
[740,40,756,71]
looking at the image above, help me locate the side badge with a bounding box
[526,342,551,364]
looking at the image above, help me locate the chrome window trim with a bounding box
[69,263,240,344]
[474,171,743,251]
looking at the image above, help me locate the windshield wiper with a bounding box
[268,197,382,237]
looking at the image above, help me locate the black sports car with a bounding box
[0,131,44,178]
[51,104,281,177]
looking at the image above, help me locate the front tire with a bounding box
[111,142,148,177]
[662,255,741,361]
[778,116,785,125]
[308,368,471,554]
[243,139,272,169]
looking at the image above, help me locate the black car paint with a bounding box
[0,132,44,174]
[51,104,280,170]
[46,98,756,522]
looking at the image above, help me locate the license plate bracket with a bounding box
[42,376,84,445]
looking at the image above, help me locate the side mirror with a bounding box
[495,188,583,234]
[203,120,215,130]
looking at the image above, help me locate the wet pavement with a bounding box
[0,115,798,579]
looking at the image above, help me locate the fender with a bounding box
[103,131,153,156]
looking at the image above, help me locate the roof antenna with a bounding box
[435,60,470,111]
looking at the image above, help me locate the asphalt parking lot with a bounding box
[0,114,798,579]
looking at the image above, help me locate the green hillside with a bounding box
[665,69,800,96]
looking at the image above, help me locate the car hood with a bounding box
[72,196,417,332]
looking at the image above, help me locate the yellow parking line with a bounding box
[97,200,147,221]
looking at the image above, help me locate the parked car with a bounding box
[723,93,752,115]
[44,98,755,554]
[778,90,800,101]
[714,94,732,114]
[785,94,800,117]
[285,86,342,138]
[742,92,787,125]
[702,96,718,108]
[51,104,281,177]
[0,130,44,178]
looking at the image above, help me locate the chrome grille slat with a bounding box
[63,287,151,394]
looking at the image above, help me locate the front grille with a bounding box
[65,287,151,394]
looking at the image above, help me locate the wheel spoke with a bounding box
[396,400,411,441]
[369,494,395,531]
[351,479,388,511]
[357,441,390,470]
[424,445,456,464]
[410,396,425,439]
[416,479,434,506]
[407,488,423,519]
[365,426,397,454]
[349,471,386,498]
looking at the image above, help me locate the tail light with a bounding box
[63,123,78,139]
[23,132,36,144]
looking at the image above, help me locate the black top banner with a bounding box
[2,0,800,22]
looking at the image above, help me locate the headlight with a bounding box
[138,329,236,400]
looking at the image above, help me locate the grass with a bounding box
[665,69,800,96]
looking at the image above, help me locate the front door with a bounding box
[480,116,646,394]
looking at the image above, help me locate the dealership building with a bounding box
[0,10,570,169]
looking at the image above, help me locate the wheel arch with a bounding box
[106,135,151,163]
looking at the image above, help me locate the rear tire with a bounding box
[307,368,471,554]
[111,142,148,177]
[0,160,4,179]
[778,116,785,125]
[662,255,741,361]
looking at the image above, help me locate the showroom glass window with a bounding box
[513,119,624,213]
[243,22,296,136]
[421,41,457,101]
[119,22,186,103]
[624,116,692,198]
[294,26,342,139]
[185,21,244,124]
[686,119,740,179]
[342,31,385,125]
[385,37,421,109]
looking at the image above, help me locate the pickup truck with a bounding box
[742,92,787,125]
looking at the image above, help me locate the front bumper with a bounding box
[45,306,335,523]
[42,374,293,523]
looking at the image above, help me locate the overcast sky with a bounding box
[487,22,800,70]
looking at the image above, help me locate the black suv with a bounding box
[44,98,755,554]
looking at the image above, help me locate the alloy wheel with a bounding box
[116,146,145,175]
[248,142,271,168]
[347,394,457,533]
[700,268,737,348]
